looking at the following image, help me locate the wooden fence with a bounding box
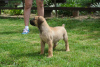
[0,0,100,16]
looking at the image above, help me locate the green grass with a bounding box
[0,17,100,67]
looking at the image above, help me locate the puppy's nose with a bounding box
[30,20,35,26]
[30,20,33,25]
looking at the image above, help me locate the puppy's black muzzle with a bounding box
[30,19,36,26]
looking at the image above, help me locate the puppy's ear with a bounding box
[38,16,44,24]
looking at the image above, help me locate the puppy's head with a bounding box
[30,16,44,27]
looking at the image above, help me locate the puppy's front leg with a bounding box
[40,40,45,54]
[48,40,53,58]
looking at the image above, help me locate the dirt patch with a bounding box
[73,15,100,20]
[0,14,100,20]
[0,14,36,18]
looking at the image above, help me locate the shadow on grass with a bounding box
[0,29,39,35]
[0,28,39,35]
[15,52,43,58]
[0,31,18,34]
[13,48,67,59]
[13,48,49,59]
[54,48,66,52]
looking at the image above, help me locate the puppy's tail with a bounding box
[62,24,65,27]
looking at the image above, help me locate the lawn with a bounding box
[0,17,100,67]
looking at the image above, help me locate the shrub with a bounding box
[10,9,23,15]
[90,2,100,7]
[1,10,10,14]
[58,1,81,16]
[90,2,100,15]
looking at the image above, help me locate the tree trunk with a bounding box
[73,10,79,17]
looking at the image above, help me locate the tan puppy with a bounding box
[30,16,70,57]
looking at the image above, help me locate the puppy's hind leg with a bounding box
[40,40,45,54]
[63,34,70,51]
[53,42,57,49]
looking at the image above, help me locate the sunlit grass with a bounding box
[0,18,100,67]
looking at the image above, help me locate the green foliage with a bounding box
[58,1,81,16]
[67,0,94,7]
[90,2,100,15]
[90,2,100,7]
[44,0,53,7]
[1,10,10,14]
[63,1,81,7]
[1,9,23,15]
[32,0,37,7]
[79,11,89,15]
[10,9,23,15]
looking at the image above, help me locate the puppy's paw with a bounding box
[48,55,53,58]
[66,49,70,52]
